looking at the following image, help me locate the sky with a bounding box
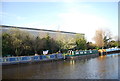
[1,1,118,42]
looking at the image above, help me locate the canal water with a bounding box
[2,53,119,79]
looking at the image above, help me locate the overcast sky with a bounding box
[1,1,118,42]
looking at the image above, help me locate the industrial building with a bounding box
[1,25,85,40]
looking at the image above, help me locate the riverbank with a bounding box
[1,48,120,65]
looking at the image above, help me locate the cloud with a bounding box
[58,12,111,42]
[59,12,109,28]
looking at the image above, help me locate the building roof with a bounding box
[1,25,84,35]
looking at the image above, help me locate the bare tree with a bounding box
[93,29,112,48]
[93,29,105,48]
[55,33,75,49]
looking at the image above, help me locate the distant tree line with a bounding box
[2,28,87,56]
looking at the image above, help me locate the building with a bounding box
[1,25,85,40]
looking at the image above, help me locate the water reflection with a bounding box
[70,60,75,65]
[98,55,106,60]
[2,53,119,79]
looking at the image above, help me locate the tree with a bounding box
[2,28,64,56]
[103,29,112,48]
[113,35,120,48]
[86,42,97,50]
[5,28,33,56]
[93,29,104,48]
[75,34,87,50]
[42,33,61,54]
[31,36,41,54]
[2,33,14,56]
[22,35,34,56]
[49,38,60,53]
[93,29,112,48]
[108,40,118,47]
[55,33,76,50]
